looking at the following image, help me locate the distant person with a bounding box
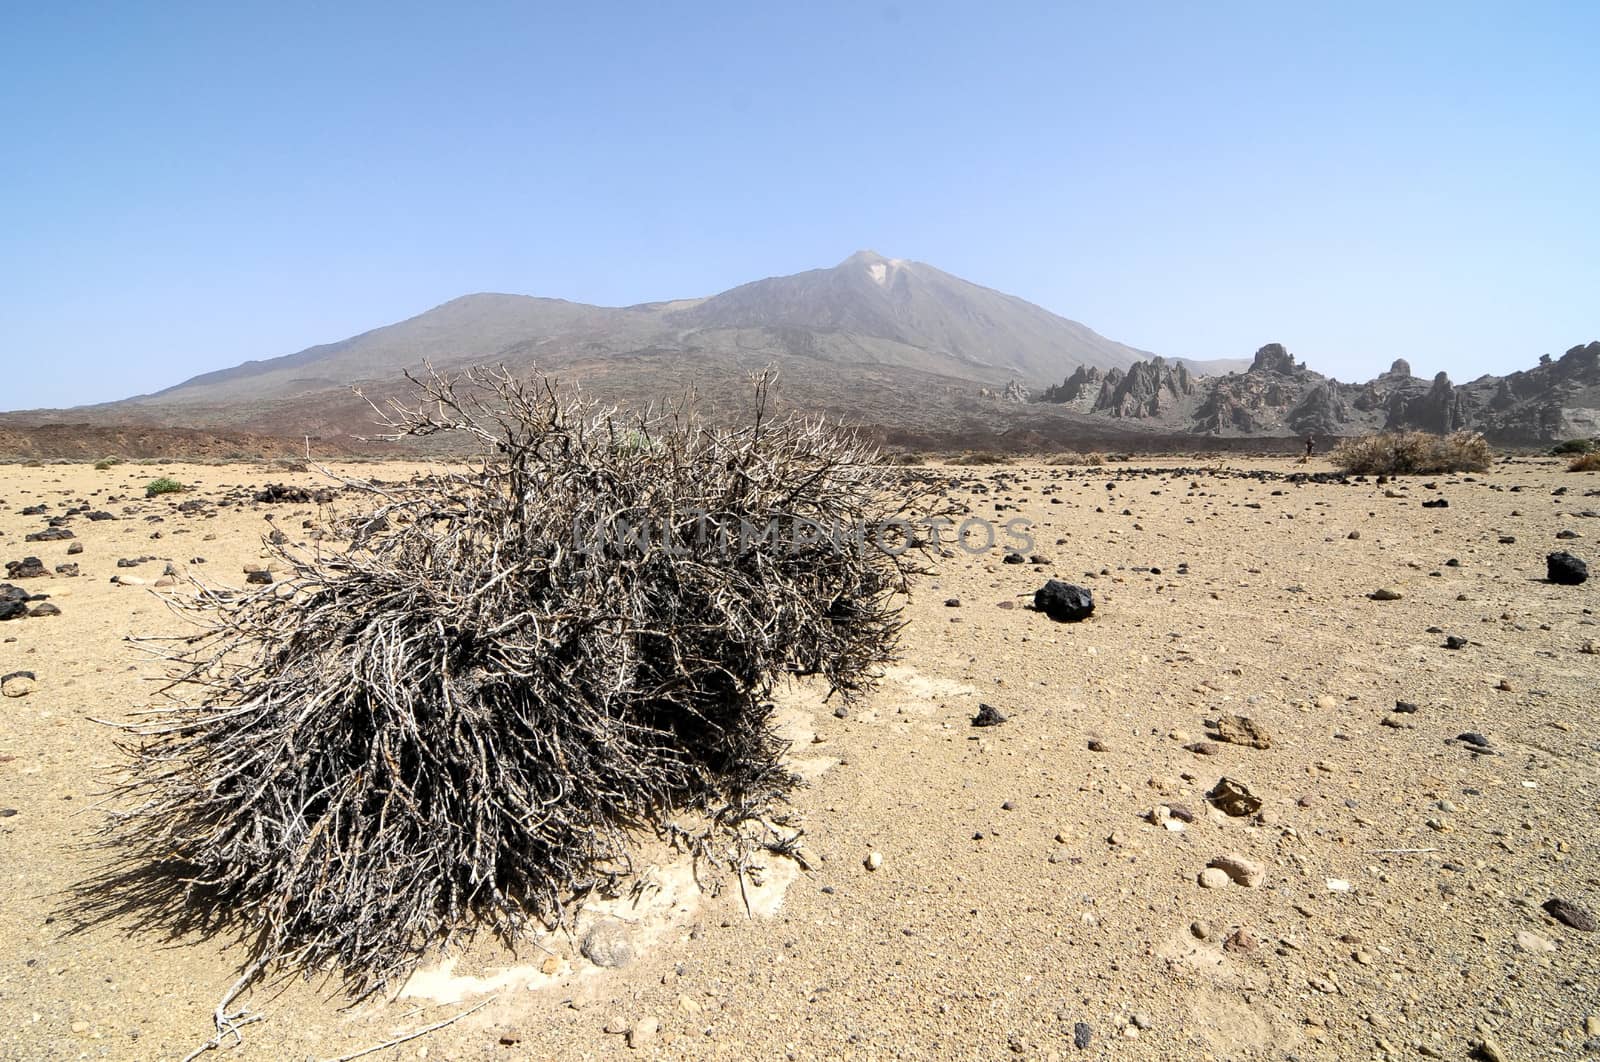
[1299,434,1314,464]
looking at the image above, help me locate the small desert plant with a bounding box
[93,456,122,470]
[1568,451,1600,472]
[92,366,941,1038]
[1330,430,1492,475]
[144,477,185,497]
[951,450,1008,466]
[1046,451,1086,466]
[1084,451,1107,466]
[1552,438,1593,455]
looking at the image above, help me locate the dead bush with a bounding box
[1569,451,1600,472]
[1330,430,1492,474]
[90,367,938,1037]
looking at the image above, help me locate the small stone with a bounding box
[1198,867,1231,889]
[1034,580,1094,622]
[1072,1022,1092,1050]
[1585,1015,1600,1037]
[1086,738,1109,752]
[1368,588,1402,601]
[1473,1036,1508,1062]
[1212,714,1272,749]
[581,919,634,968]
[864,851,883,872]
[1513,929,1555,953]
[1,671,36,698]
[627,1017,659,1049]
[1185,741,1221,756]
[28,602,61,617]
[1547,550,1589,585]
[1190,920,1213,940]
[969,702,1009,728]
[1543,897,1596,932]
[1130,1013,1152,1030]
[1208,853,1266,888]
[1223,927,1259,953]
[1207,777,1263,817]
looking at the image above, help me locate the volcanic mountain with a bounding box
[109,251,1220,412]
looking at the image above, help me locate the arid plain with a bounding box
[2,456,1597,1061]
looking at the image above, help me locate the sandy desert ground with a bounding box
[1,456,1597,1061]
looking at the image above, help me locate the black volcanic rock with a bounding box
[1034,580,1094,622]
[1547,550,1588,585]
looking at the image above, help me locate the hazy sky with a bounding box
[3,2,1596,409]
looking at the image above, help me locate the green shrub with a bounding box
[1553,439,1593,455]
[1330,430,1493,475]
[93,456,122,470]
[145,477,186,497]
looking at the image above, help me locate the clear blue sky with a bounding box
[3,1,1596,409]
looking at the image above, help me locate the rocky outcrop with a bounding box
[1093,357,1195,418]
[1037,358,1194,419]
[1035,340,1600,442]
[1037,365,1105,406]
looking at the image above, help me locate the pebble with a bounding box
[1,671,36,698]
[1513,929,1555,954]
[627,1016,659,1049]
[1209,853,1265,888]
[1072,1022,1092,1050]
[1198,867,1231,889]
[581,919,635,968]
[864,851,883,871]
[1543,897,1596,932]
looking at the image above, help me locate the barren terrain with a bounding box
[2,456,1597,1060]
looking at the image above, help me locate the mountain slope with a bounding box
[118,251,1161,410]
[669,250,1153,379]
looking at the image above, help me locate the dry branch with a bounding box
[85,366,940,1027]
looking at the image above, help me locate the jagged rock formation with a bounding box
[1037,341,1600,442]
[1037,366,1105,407]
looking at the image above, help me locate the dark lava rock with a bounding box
[1393,700,1419,714]
[245,570,274,585]
[1543,897,1596,932]
[1420,498,1449,509]
[24,527,74,542]
[944,598,961,607]
[53,564,78,577]
[86,511,116,521]
[1444,635,1469,650]
[1452,732,1496,755]
[1073,1022,1092,1050]
[254,484,334,504]
[1034,580,1094,622]
[5,558,47,580]
[28,602,60,617]
[1547,551,1588,585]
[971,703,1008,728]
[66,541,83,555]
[1002,552,1026,565]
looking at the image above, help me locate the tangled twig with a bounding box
[83,365,943,1046]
